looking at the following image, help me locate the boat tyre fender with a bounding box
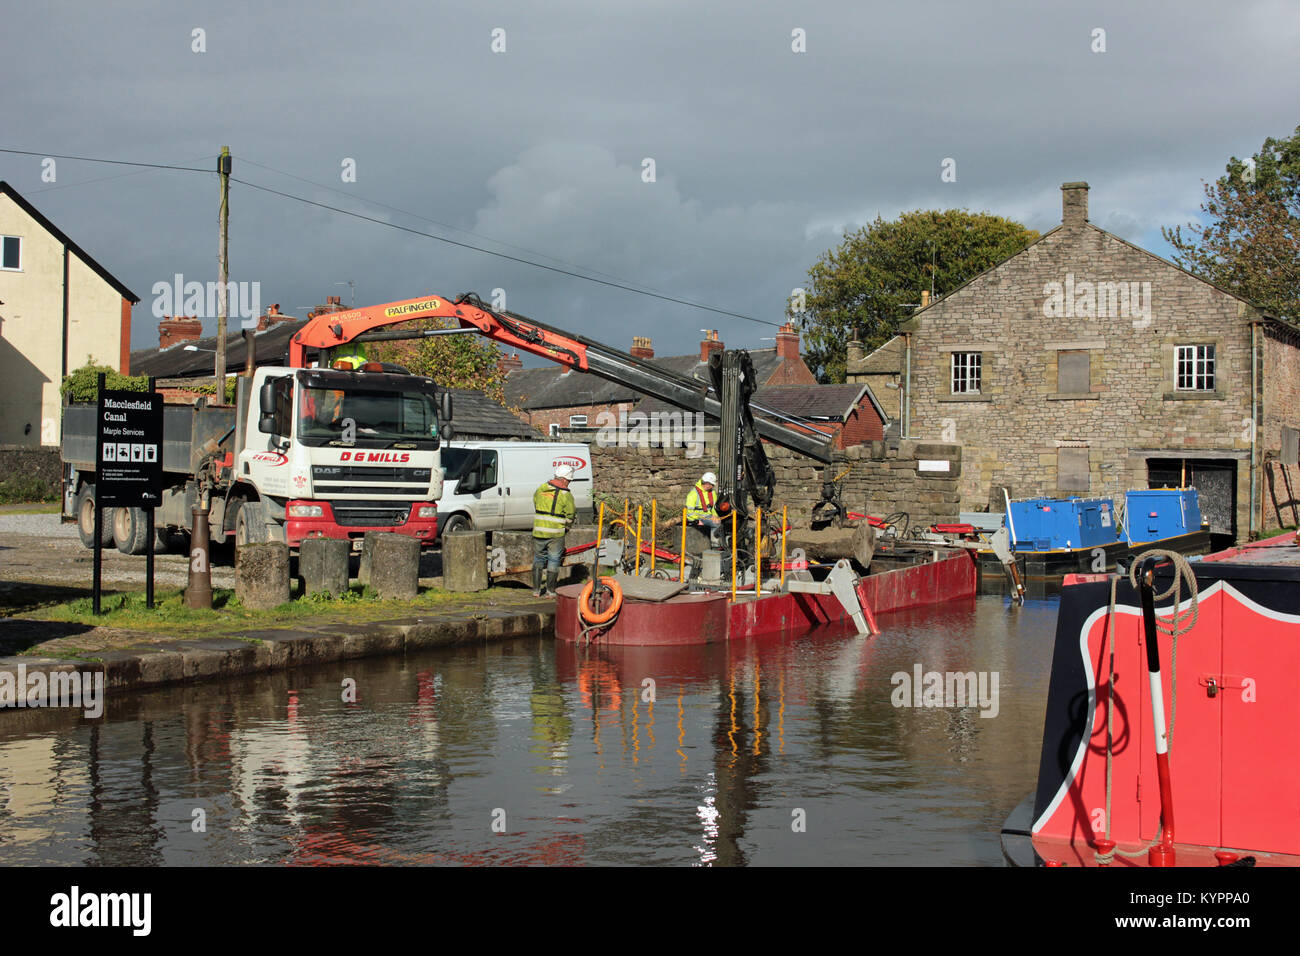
[579,577,623,625]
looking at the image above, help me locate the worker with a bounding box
[533,465,576,597]
[331,345,368,370]
[686,472,722,537]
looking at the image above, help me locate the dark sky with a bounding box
[3,1,1296,358]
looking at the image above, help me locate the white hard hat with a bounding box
[702,472,717,485]
[554,465,574,480]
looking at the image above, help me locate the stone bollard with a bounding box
[236,541,291,610]
[443,530,488,592]
[300,537,350,597]
[356,533,380,588]
[369,533,421,600]
[488,530,533,576]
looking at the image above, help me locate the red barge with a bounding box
[1002,533,1300,867]
[555,548,977,646]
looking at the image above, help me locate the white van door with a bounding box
[453,447,504,531]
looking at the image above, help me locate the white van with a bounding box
[436,441,594,538]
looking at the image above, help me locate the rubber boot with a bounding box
[546,569,559,596]
[532,567,544,597]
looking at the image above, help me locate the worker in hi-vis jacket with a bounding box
[532,465,576,597]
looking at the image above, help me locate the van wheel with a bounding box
[76,484,113,549]
[441,514,471,537]
[113,507,151,555]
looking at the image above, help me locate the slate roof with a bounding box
[505,349,785,410]
[129,319,309,379]
[445,388,536,439]
[636,382,883,425]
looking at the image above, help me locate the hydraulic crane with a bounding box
[289,292,834,529]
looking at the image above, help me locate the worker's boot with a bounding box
[545,569,559,597]
[532,567,544,597]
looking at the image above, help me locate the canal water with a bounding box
[0,595,1060,866]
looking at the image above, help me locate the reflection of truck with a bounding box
[62,364,454,554]
[437,441,593,537]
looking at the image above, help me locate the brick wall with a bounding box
[521,402,629,435]
[588,438,961,529]
[1261,324,1300,529]
[903,184,1277,541]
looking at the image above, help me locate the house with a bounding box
[130,301,534,441]
[505,324,818,435]
[886,181,1300,542]
[0,181,139,445]
[635,382,886,450]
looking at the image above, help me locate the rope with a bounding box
[1096,550,1200,863]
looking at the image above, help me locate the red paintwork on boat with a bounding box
[1016,531,1300,866]
[554,550,977,646]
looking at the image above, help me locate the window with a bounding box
[951,352,981,394]
[1176,345,1215,391]
[548,423,560,437]
[1,236,20,271]
[1058,446,1090,493]
[1058,351,1090,394]
[569,414,588,428]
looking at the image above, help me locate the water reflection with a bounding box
[0,597,1057,866]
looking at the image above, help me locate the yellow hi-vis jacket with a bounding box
[533,481,576,538]
[686,481,718,522]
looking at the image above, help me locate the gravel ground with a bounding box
[0,513,80,537]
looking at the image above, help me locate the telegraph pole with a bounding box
[215,146,231,393]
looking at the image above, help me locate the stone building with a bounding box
[862,181,1300,542]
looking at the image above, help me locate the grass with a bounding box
[0,477,59,505]
[33,581,485,635]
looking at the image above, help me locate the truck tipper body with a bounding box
[62,365,450,554]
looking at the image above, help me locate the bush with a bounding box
[61,358,149,404]
[0,475,59,504]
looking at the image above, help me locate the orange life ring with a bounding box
[579,577,623,625]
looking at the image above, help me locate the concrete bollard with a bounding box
[488,531,534,576]
[443,530,488,592]
[237,541,291,610]
[356,533,380,588]
[300,537,350,597]
[370,533,420,600]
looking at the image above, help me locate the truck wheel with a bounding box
[76,484,113,549]
[234,499,270,556]
[441,513,471,537]
[113,507,152,555]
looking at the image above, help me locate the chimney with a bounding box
[498,351,523,374]
[630,336,654,359]
[700,329,723,363]
[921,290,931,308]
[328,295,341,306]
[775,323,800,362]
[158,315,203,349]
[1061,181,1089,227]
[256,303,285,332]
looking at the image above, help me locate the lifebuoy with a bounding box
[579,577,623,625]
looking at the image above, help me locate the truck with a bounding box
[62,363,455,554]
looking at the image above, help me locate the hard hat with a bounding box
[554,465,574,480]
[702,472,717,485]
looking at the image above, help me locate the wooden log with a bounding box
[443,530,488,592]
[371,533,420,600]
[784,523,876,566]
[300,537,350,597]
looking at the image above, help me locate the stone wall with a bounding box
[0,445,61,498]
[588,438,962,529]
[901,183,1281,541]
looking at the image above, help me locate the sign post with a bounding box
[94,377,164,613]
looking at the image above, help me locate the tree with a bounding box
[1162,126,1300,321]
[792,210,1039,382]
[366,317,509,405]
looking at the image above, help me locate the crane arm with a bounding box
[288,292,833,463]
